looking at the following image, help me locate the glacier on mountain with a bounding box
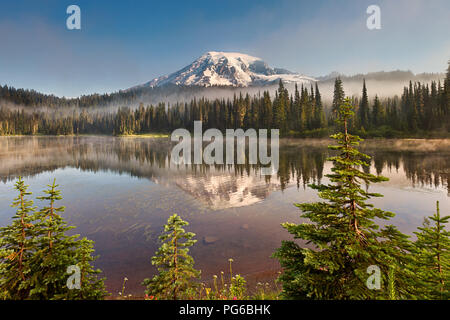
[133,51,316,88]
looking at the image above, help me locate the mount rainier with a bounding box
[132,51,316,89]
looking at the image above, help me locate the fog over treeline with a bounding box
[1,64,448,139]
[0,70,446,112]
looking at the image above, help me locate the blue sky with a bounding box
[0,0,449,97]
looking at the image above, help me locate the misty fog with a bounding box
[0,71,445,115]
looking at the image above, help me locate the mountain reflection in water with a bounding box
[1,137,448,205]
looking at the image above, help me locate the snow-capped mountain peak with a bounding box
[133,51,316,88]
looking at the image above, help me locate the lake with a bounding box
[0,136,448,295]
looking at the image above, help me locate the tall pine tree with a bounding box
[359,79,370,129]
[332,77,345,118]
[371,95,385,127]
[314,82,326,129]
[274,98,412,299]
[273,80,288,134]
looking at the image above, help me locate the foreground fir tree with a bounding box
[274,98,413,299]
[29,179,107,299]
[0,178,107,300]
[143,214,200,300]
[411,201,449,299]
[68,237,108,300]
[0,178,37,299]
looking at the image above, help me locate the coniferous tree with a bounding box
[314,82,326,129]
[305,86,315,130]
[410,201,449,299]
[273,80,288,134]
[300,85,309,131]
[69,237,108,300]
[359,79,370,129]
[0,178,36,299]
[274,98,412,299]
[371,95,385,127]
[293,84,302,131]
[262,91,272,129]
[408,82,419,132]
[331,77,345,118]
[142,214,200,300]
[444,61,450,130]
[29,179,107,299]
[0,178,107,300]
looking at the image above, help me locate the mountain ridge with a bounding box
[316,70,444,82]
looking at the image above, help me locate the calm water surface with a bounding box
[0,136,448,295]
